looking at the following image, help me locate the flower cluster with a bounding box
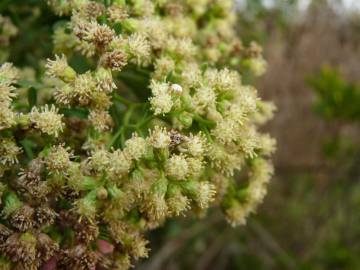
[0,0,275,269]
[0,63,19,131]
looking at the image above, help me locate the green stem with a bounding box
[113,93,143,107]
[107,127,123,149]
[136,128,144,136]
[108,104,138,149]
[193,114,216,127]
[120,129,126,147]
[124,105,135,125]
[137,115,156,129]
[104,0,112,7]
[200,124,213,143]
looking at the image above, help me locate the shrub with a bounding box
[0,0,275,269]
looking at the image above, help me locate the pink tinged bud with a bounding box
[97,239,114,254]
[41,257,57,270]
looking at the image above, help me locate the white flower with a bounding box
[149,93,173,115]
[179,134,205,157]
[149,80,173,115]
[127,33,151,66]
[149,80,169,96]
[0,137,22,165]
[212,118,240,144]
[45,54,76,82]
[165,154,189,180]
[181,63,201,88]
[30,105,64,137]
[148,126,171,149]
[193,86,216,111]
[73,72,97,105]
[45,144,73,173]
[248,57,267,77]
[89,109,113,132]
[108,149,132,178]
[124,134,147,161]
[205,68,240,92]
[196,182,216,209]
[154,56,175,79]
[0,62,19,84]
[95,68,117,93]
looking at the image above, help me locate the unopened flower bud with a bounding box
[177,112,193,128]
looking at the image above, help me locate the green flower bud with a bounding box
[150,174,168,196]
[2,192,22,217]
[177,112,193,128]
[19,231,37,243]
[218,42,228,53]
[180,94,194,111]
[74,191,98,219]
[230,57,240,66]
[63,66,77,82]
[15,113,30,128]
[143,146,155,161]
[122,18,139,32]
[155,148,170,165]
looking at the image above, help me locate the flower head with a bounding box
[124,134,147,161]
[165,154,189,180]
[127,33,151,66]
[30,105,64,137]
[45,144,73,174]
[196,182,216,209]
[148,126,171,149]
[89,109,113,132]
[149,80,173,115]
[0,137,22,165]
[45,54,76,82]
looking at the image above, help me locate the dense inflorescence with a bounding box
[0,0,276,269]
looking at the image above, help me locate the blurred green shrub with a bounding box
[307,66,360,122]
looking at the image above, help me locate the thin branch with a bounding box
[137,215,222,270]
[195,231,230,270]
[249,221,297,270]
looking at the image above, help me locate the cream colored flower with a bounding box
[0,137,22,165]
[148,126,171,149]
[127,33,151,66]
[124,134,147,161]
[45,54,76,82]
[30,105,64,137]
[165,154,189,180]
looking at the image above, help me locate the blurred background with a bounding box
[1,0,360,269]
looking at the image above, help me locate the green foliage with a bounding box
[1,0,56,68]
[307,66,360,121]
[237,0,299,44]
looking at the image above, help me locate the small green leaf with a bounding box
[15,80,44,89]
[19,139,36,160]
[28,87,37,108]
[60,107,89,119]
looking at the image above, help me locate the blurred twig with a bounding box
[249,220,298,270]
[137,214,223,270]
[195,230,230,270]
